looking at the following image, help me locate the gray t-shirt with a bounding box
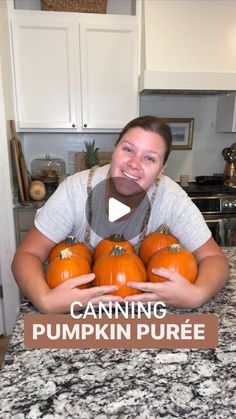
[35,164,211,252]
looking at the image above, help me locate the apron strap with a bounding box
[84,167,160,253]
[135,178,160,253]
[83,165,98,249]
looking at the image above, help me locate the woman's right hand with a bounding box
[40,273,123,313]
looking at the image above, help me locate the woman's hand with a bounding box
[124,268,202,309]
[40,273,123,313]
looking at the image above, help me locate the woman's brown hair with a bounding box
[116,115,172,164]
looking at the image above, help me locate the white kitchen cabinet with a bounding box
[14,208,37,245]
[80,22,138,129]
[10,15,138,131]
[11,18,77,129]
[139,0,236,91]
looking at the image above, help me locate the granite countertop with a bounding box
[13,200,46,209]
[0,248,235,419]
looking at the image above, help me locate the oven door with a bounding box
[205,219,225,246]
[223,218,236,246]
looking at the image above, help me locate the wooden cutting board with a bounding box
[10,120,31,201]
[11,137,25,202]
[19,155,30,200]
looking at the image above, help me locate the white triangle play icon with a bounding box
[108,197,131,222]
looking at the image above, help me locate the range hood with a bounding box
[139,0,236,94]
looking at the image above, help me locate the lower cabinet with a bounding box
[14,208,37,246]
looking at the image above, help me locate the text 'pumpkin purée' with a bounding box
[92,245,147,297]
[46,248,91,289]
[147,244,198,283]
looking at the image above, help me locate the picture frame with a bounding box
[163,118,194,149]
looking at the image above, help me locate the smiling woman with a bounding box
[110,129,167,192]
[11,115,228,314]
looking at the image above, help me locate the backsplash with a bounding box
[20,132,118,176]
[20,95,236,181]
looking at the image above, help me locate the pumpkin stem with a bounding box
[59,248,74,259]
[168,244,184,253]
[110,245,127,256]
[158,224,171,235]
[66,236,78,245]
[109,234,125,242]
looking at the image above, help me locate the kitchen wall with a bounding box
[21,94,236,181]
[21,132,118,176]
[140,94,236,181]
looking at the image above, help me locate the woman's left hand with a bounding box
[124,267,202,308]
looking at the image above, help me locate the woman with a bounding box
[12,116,229,313]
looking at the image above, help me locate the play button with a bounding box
[108,197,131,222]
[85,174,150,241]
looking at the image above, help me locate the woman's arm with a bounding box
[12,226,122,313]
[124,238,229,308]
[190,238,229,304]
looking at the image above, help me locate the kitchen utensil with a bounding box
[10,120,31,201]
[224,161,236,188]
[180,174,189,187]
[195,175,224,186]
[10,137,25,202]
[31,155,66,181]
[222,144,236,162]
[10,120,17,138]
[19,155,30,200]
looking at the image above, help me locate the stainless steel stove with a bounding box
[182,182,236,246]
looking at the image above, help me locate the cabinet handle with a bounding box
[72,123,76,128]
[83,123,87,128]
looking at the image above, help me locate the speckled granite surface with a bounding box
[0,249,235,419]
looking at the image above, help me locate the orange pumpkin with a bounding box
[92,245,147,297]
[93,234,135,262]
[139,224,179,266]
[49,236,92,265]
[46,248,91,289]
[147,244,197,283]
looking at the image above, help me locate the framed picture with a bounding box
[163,118,194,149]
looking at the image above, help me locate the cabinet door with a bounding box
[11,18,77,129]
[80,23,138,129]
[216,93,236,133]
[14,208,37,246]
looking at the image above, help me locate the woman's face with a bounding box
[110,127,167,191]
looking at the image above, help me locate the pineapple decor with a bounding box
[83,140,100,169]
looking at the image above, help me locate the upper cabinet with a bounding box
[139,0,236,92]
[80,22,138,129]
[11,18,77,129]
[10,13,139,131]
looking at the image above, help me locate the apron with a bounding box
[83,165,159,252]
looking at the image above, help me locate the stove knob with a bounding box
[222,200,229,208]
[228,201,233,209]
[233,200,236,207]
